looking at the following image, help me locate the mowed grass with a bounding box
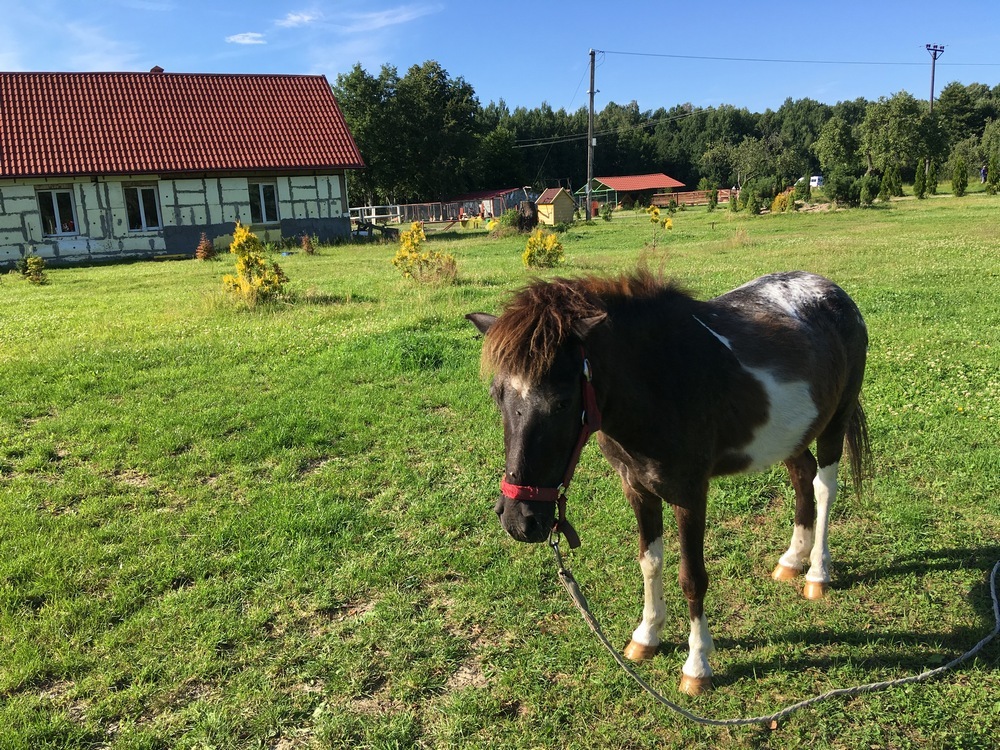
[1,195,998,749]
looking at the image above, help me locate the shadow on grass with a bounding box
[295,290,379,305]
[712,544,1000,687]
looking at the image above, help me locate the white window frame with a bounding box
[37,188,79,236]
[248,181,279,224]
[123,184,163,232]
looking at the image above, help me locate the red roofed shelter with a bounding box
[0,69,364,266]
[576,173,685,209]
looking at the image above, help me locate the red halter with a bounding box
[499,350,602,548]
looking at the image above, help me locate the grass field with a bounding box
[1,194,999,749]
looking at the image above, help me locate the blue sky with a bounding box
[4,0,1000,115]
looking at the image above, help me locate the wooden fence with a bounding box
[651,188,735,207]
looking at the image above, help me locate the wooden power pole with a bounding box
[586,49,596,220]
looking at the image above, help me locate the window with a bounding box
[37,189,78,236]
[248,182,279,224]
[124,185,162,231]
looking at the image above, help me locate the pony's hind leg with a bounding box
[802,431,846,599]
[773,450,818,583]
[674,503,715,695]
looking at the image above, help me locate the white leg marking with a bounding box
[778,523,815,571]
[806,462,838,583]
[630,537,665,648]
[681,615,716,679]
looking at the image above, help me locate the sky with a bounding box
[3,0,1000,116]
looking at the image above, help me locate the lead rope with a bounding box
[549,536,1000,729]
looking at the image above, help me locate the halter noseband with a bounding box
[499,348,602,549]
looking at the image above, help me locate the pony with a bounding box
[467,270,870,695]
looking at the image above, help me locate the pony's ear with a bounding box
[465,312,497,334]
[571,313,607,341]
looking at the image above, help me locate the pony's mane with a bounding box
[482,270,681,382]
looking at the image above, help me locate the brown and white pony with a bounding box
[467,270,870,695]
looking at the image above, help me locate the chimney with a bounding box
[150,66,164,73]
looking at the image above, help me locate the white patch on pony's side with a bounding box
[692,315,733,350]
[682,614,715,679]
[630,537,666,648]
[743,273,831,321]
[739,367,818,470]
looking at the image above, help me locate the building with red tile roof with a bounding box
[0,69,364,266]
[575,173,686,209]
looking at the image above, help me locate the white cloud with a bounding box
[276,11,320,28]
[225,32,266,45]
[338,4,442,34]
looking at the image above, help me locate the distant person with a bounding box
[981,164,988,183]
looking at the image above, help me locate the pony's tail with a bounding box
[844,399,872,499]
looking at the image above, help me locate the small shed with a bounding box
[536,187,576,225]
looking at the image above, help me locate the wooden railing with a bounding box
[651,189,735,207]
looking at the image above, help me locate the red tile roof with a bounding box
[594,173,685,191]
[0,71,364,178]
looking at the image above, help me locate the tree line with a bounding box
[334,60,1000,207]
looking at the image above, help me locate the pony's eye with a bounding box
[554,399,570,413]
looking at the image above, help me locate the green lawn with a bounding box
[1,195,998,749]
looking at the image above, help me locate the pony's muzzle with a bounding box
[495,497,553,544]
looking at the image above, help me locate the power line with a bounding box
[597,48,1000,66]
[514,108,700,148]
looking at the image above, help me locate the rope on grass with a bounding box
[550,539,1000,729]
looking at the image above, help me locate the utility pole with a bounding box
[586,49,596,220]
[925,44,945,176]
[926,44,945,112]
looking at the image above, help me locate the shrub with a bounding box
[914,162,927,199]
[794,180,811,204]
[859,173,880,207]
[17,252,48,284]
[707,188,719,211]
[825,170,861,208]
[222,221,288,306]
[952,157,968,197]
[987,153,1000,196]
[522,228,564,268]
[770,192,790,213]
[301,234,315,255]
[498,209,519,228]
[392,221,456,283]
[928,161,939,194]
[600,202,614,222]
[195,232,215,260]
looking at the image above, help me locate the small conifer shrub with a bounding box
[914,161,927,199]
[17,252,48,284]
[222,221,288,306]
[392,222,456,283]
[522,228,564,268]
[195,232,215,260]
[952,157,968,197]
[301,233,315,255]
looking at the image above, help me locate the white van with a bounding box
[809,175,824,188]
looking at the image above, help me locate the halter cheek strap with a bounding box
[499,350,602,549]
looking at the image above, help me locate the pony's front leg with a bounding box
[623,491,665,662]
[675,504,715,695]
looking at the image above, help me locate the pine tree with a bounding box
[986,153,1000,196]
[953,157,968,197]
[913,161,927,199]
